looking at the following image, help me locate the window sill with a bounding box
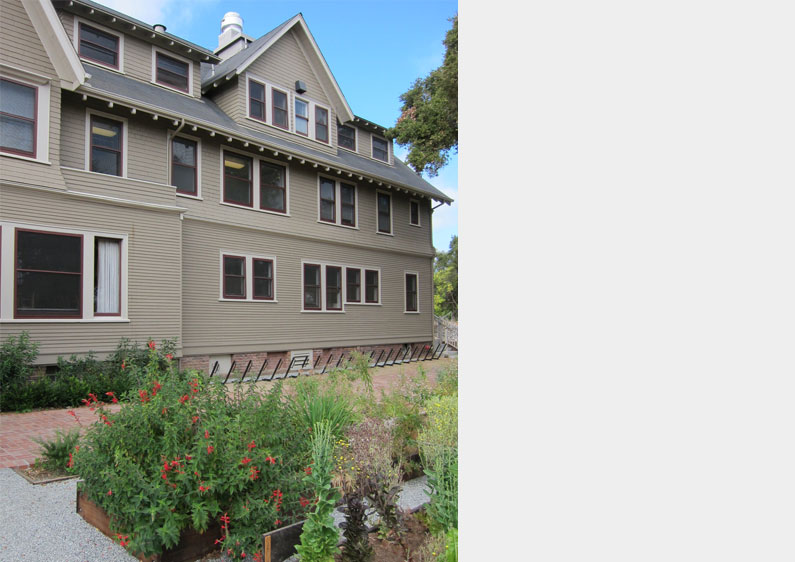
[404,311,420,314]
[409,223,422,228]
[82,60,125,75]
[1,317,130,323]
[150,80,193,97]
[176,192,203,200]
[317,220,359,231]
[301,310,345,314]
[220,201,290,217]
[346,302,381,306]
[0,152,51,165]
[218,298,278,303]
[376,231,394,237]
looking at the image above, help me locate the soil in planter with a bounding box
[15,464,76,484]
[335,512,430,562]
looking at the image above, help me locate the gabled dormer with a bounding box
[53,0,219,99]
[201,13,397,164]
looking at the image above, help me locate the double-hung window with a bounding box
[338,124,356,151]
[0,78,36,158]
[154,51,190,93]
[249,79,266,122]
[6,226,126,320]
[77,22,120,70]
[260,161,287,213]
[171,136,198,196]
[272,88,289,129]
[89,114,123,176]
[346,268,361,303]
[372,136,389,162]
[365,269,380,304]
[319,177,356,227]
[295,99,309,136]
[315,107,329,143]
[303,263,322,310]
[325,266,342,311]
[223,151,253,207]
[220,253,276,301]
[409,200,421,226]
[405,272,419,313]
[376,191,392,234]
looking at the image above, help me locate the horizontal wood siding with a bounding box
[60,167,178,207]
[180,218,432,355]
[0,185,182,362]
[177,137,434,256]
[60,98,170,186]
[1,0,58,79]
[210,83,242,122]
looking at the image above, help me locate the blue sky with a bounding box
[97,0,459,252]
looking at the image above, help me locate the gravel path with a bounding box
[0,468,429,562]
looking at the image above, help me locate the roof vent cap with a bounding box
[153,24,166,33]
[295,80,307,94]
[221,12,243,34]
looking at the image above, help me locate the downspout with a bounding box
[166,118,186,365]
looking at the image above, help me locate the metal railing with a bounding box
[207,343,448,384]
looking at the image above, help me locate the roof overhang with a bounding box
[21,0,86,90]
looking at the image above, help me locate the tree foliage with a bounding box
[388,16,457,177]
[434,235,458,318]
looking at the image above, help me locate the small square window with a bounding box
[372,136,388,162]
[78,22,120,69]
[155,52,190,93]
[338,125,356,151]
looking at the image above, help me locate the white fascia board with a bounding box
[21,0,86,91]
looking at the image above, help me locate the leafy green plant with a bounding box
[70,342,313,559]
[288,377,354,441]
[0,331,39,387]
[33,428,81,471]
[434,364,458,397]
[296,421,341,562]
[418,393,458,533]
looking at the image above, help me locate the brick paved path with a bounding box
[0,357,456,469]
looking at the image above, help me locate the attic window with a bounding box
[78,22,120,69]
[338,125,356,151]
[155,52,190,93]
[372,136,389,162]
[272,89,288,129]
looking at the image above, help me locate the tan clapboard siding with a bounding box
[60,168,177,207]
[123,34,153,84]
[0,0,58,78]
[0,185,182,362]
[180,218,432,354]
[211,83,243,122]
[177,138,434,256]
[60,98,170,186]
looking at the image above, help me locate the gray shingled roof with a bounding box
[78,64,453,203]
[200,15,297,90]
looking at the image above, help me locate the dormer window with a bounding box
[372,136,389,162]
[272,88,289,129]
[77,22,120,70]
[338,125,356,151]
[154,51,190,93]
[249,79,266,121]
[315,107,329,143]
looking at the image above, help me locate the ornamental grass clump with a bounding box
[295,421,340,562]
[69,341,314,560]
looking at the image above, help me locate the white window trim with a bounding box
[218,251,278,302]
[0,221,129,322]
[245,73,333,147]
[0,67,50,164]
[375,189,393,236]
[317,175,358,229]
[294,96,311,137]
[73,17,125,73]
[337,123,357,153]
[409,199,422,227]
[219,146,290,216]
[151,47,193,96]
[344,265,382,306]
[404,270,420,314]
[169,132,202,199]
[85,108,128,178]
[370,133,391,164]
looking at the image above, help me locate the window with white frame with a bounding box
[372,135,389,162]
[153,49,192,94]
[76,20,123,71]
[338,124,356,151]
[0,223,127,321]
[272,88,289,130]
[219,252,277,302]
[318,177,356,227]
[295,98,309,136]
[221,149,289,214]
[0,72,50,162]
[376,191,392,234]
[171,135,199,196]
[315,106,329,143]
[409,199,421,226]
[303,262,380,311]
[248,79,266,122]
[405,272,419,313]
[87,112,125,177]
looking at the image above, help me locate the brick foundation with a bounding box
[179,342,434,376]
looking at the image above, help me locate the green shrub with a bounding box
[0,331,39,387]
[418,393,458,533]
[435,364,458,397]
[70,344,314,559]
[288,377,354,441]
[33,428,81,471]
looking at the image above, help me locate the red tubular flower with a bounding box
[249,466,260,480]
[274,519,282,526]
[179,395,190,404]
[304,466,312,475]
[67,453,74,469]
[220,513,231,526]
[139,390,149,403]
[299,496,310,508]
[192,416,199,424]
[121,360,126,370]
[207,445,214,454]
[241,457,251,465]
[204,430,210,439]
[148,340,156,350]
[247,441,256,450]
[107,489,112,496]
[166,353,173,360]
[265,456,276,465]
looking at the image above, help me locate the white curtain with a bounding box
[96,238,120,314]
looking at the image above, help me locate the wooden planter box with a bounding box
[76,490,222,562]
[261,520,305,562]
